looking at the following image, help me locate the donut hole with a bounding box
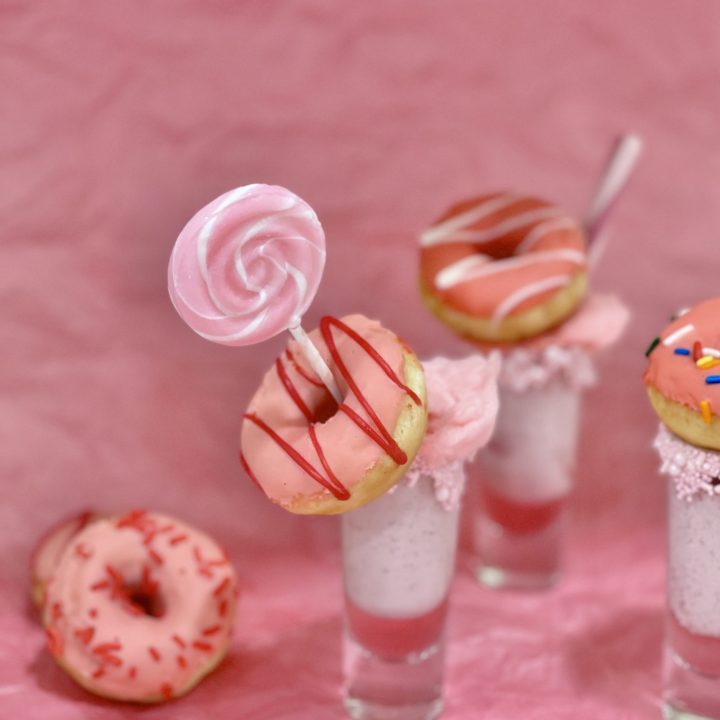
[124,582,166,618]
[310,391,340,425]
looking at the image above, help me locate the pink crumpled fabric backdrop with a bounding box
[2,1,719,718]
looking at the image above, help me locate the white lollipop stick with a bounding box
[584,134,643,249]
[288,324,343,404]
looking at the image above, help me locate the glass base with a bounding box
[343,631,444,720]
[473,491,565,590]
[664,644,720,720]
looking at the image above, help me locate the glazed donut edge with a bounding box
[647,385,720,451]
[420,271,588,344]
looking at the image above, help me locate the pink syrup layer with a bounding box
[644,297,720,416]
[43,511,236,702]
[240,314,417,507]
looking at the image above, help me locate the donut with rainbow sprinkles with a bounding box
[644,297,720,450]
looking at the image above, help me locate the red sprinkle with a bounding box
[218,599,228,618]
[92,666,106,679]
[192,641,212,652]
[213,578,230,597]
[128,666,137,679]
[46,625,63,657]
[93,642,122,655]
[148,548,164,565]
[122,600,144,617]
[116,509,148,530]
[148,646,161,662]
[172,634,186,649]
[193,546,203,564]
[51,602,63,621]
[177,655,187,669]
[198,567,213,579]
[74,543,92,560]
[89,608,98,619]
[160,683,173,700]
[694,341,703,361]
[90,580,110,592]
[202,625,221,636]
[74,627,95,646]
[102,654,123,667]
[169,534,188,546]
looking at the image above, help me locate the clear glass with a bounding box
[664,479,720,719]
[341,476,460,720]
[472,381,580,589]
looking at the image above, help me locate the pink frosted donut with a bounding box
[644,297,720,450]
[42,510,237,703]
[240,314,428,515]
[419,193,588,343]
[31,509,96,609]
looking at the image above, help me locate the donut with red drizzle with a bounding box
[41,510,237,702]
[240,314,428,514]
[419,193,588,343]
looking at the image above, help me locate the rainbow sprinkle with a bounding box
[701,400,713,424]
[674,348,691,356]
[706,376,720,385]
[645,336,660,357]
[698,355,720,369]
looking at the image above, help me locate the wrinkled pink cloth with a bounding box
[406,354,501,510]
[2,1,718,718]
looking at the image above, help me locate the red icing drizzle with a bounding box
[243,316,422,501]
[276,357,313,422]
[285,349,325,388]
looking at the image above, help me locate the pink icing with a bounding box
[168,184,325,346]
[240,314,414,507]
[406,354,501,510]
[644,296,720,417]
[31,510,95,600]
[655,424,720,501]
[42,511,236,702]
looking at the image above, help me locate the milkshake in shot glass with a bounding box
[342,355,499,720]
[472,295,628,588]
[417,136,640,589]
[645,298,720,720]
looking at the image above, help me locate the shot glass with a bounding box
[664,477,720,719]
[341,475,460,720]
[472,379,580,589]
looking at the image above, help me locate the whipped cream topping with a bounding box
[405,354,501,511]
[497,292,629,393]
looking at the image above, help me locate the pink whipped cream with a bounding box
[496,293,629,392]
[406,354,501,510]
[655,424,720,501]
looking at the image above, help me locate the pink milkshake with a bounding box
[342,355,498,720]
[656,427,720,719]
[472,294,628,588]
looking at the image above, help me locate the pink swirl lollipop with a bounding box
[169,184,342,401]
[169,184,325,346]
